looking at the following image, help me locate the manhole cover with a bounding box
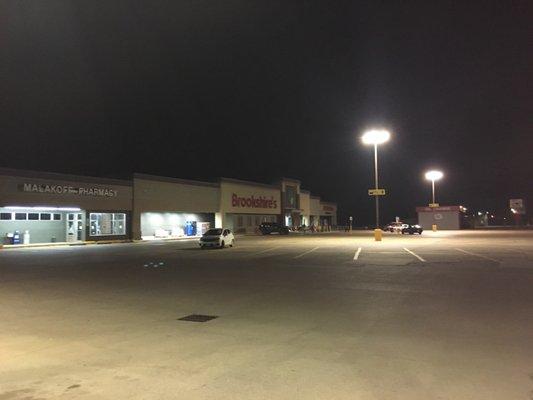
[178,314,218,323]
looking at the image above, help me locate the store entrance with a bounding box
[66,212,85,242]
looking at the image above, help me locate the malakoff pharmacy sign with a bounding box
[19,183,119,197]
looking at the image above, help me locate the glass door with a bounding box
[66,213,85,242]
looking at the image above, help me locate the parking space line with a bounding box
[353,247,362,261]
[293,246,319,259]
[403,247,426,262]
[455,248,500,263]
[251,247,280,256]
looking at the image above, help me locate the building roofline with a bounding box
[219,177,279,190]
[278,177,301,184]
[0,167,132,186]
[134,173,220,188]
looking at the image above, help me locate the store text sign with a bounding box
[20,183,118,197]
[232,193,278,209]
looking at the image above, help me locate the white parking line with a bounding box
[455,248,500,263]
[403,247,426,262]
[251,247,280,256]
[293,246,319,259]
[353,247,362,261]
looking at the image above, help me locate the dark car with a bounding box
[401,224,423,235]
[259,222,289,235]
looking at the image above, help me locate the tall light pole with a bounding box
[362,129,390,240]
[424,170,443,205]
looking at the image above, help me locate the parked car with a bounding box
[385,222,408,233]
[401,224,423,235]
[258,222,289,235]
[199,228,235,248]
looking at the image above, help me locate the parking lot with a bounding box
[1,230,533,399]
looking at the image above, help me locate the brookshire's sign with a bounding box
[232,193,278,209]
[19,183,118,197]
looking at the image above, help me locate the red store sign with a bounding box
[232,193,278,209]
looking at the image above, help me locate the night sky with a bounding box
[2,1,532,225]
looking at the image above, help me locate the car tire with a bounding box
[220,240,225,248]
[230,240,234,247]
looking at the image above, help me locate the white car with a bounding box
[199,228,235,249]
[385,222,409,233]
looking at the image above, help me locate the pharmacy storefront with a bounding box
[0,169,132,245]
[219,178,281,233]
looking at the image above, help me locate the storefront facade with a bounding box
[133,174,219,240]
[0,168,132,245]
[309,196,337,229]
[218,178,281,233]
[0,168,338,245]
[416,205,464,230]
[319,201,337,227]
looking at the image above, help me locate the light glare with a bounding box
[361,129,390,145]
[425,170,444,181]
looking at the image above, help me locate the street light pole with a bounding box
[425,170,443,206]
[361,129,390,241]
[424,170,444,232]
[374,143,379,229]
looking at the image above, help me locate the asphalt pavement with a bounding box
[1,230,533,399]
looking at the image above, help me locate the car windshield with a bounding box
[204,229,222,236]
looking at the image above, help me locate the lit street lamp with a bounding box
[361,129,390,240]
[424,170,444,205]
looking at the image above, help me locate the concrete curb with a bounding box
[1,239,132,250]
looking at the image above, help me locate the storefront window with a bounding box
[285,186,297,208]
[0,213,12,220]
[28,213,39,220]
[89,213,126,236]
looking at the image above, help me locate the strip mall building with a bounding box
[0,168,337,245]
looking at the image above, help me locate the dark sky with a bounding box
[1,1,532,224]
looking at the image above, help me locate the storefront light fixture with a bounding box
[4,206,81,211]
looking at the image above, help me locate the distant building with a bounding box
[416,205,467,230]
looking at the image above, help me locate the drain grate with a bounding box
[178,314,218,323]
